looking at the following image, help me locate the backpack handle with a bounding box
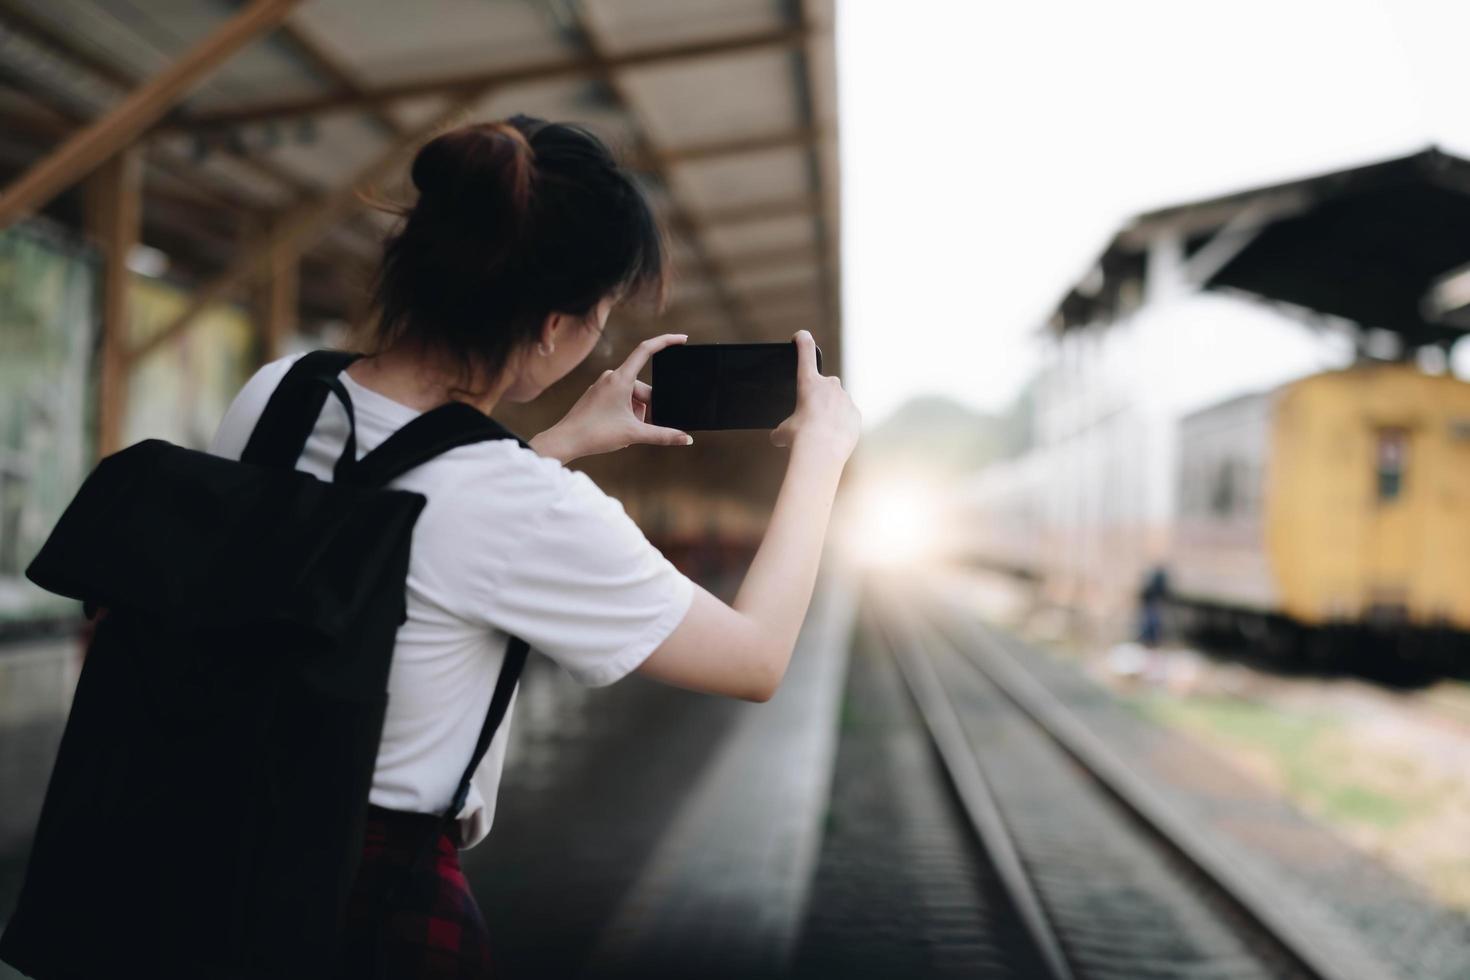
[240,349,365,471]
[304,374,361,483]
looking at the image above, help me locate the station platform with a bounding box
[3,570,1468,980]
[0,635,74,980]
[467,571,856,980]
[0,572,859,980]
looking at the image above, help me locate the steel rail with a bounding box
[865,594,1077,980]
[918,584,1401,980]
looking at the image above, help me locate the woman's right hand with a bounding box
[771,330,861,463]
[529,333,692,464]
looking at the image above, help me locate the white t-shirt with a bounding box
[207,351,695,849]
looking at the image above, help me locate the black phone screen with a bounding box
[650,342,822,431]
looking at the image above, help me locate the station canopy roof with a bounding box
[1049,148,1470,349]
[0,0,840,350]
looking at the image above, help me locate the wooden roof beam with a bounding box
[659,127,819,165]
[0,0,301,229]
[729,278,824,310]
[632,276,823,326]
[2,71,301,220]
[615,128,819,173]
[1,95,371,318]
[127,87,487,366]
[698,194,816,227]
[0,1,315,205]
[719,243,821,274]
[166,25,807,131]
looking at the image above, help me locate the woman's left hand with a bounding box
[530,333,694,464]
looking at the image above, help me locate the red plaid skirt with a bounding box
[335,803,495,979]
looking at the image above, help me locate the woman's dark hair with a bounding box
[362,114,670,400]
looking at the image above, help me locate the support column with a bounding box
[245,212,301,368]
[255,234,299,365]
[84,148,142,462]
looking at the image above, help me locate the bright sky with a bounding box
[838,0,1470,426]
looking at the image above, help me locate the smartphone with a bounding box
[650,341,822,431]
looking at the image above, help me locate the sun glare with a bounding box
[840,479,942,569]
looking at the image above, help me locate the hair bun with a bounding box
[409,120,536,238]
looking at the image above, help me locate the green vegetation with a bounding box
[1134,694,1410,829]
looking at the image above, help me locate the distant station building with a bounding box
[959,148,1470,635]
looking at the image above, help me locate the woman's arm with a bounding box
[636,330,860,702]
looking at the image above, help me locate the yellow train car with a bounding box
[1170,363,1470,665]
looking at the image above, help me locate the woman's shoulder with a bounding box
[436,435,563,486]
[233,350,312,419]
[240,350,308,406]
[259,349,311,383]
[426,436,611,523]
[414,439,647,591]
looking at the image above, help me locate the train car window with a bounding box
[1209,459,1239,516]
[1376,428,1409,503]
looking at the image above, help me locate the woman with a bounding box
[207,113,860,977]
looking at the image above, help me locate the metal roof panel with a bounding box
[704,213,814,257]
[620,47,801,147]
[671,146,810,212]
[260,111,393,190]
[583,0,786,55]
[291,0,577,86]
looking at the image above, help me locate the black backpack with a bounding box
[0,348,531,979]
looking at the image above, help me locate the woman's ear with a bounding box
[538,311,563,355]
[538,312,558,354]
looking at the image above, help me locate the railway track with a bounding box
[867,580,1402,980]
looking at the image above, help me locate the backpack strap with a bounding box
[345,400,531,489]
[381,634,529,911]
[353,401,535,832]
[242,349,536,847]
[443,635,529,827]
[239,349,365,470]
